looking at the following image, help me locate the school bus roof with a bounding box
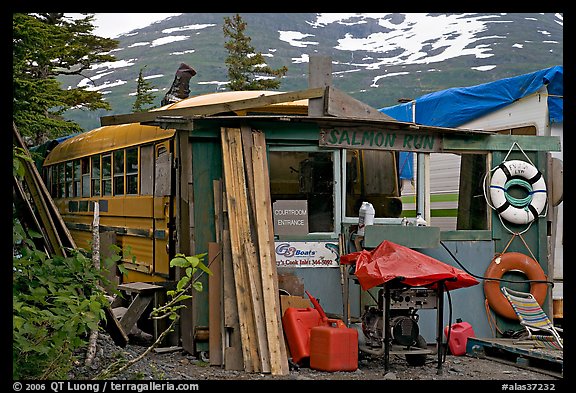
[44,90,309,166]
[43,123,175,166]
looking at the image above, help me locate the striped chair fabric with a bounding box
[501,287,563,350]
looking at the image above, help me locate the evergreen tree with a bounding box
[13,13,119,145]
[223,14,288,91]
[132,66,158,112]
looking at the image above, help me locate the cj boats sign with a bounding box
[275,241,340,268]
[319,127,442,153]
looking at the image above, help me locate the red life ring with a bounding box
[483,252,548,320]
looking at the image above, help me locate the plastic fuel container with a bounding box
[282,307,323,364]
[444,319,475,356]
[310,319,358,372]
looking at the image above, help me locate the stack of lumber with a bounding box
[209,126,289,375]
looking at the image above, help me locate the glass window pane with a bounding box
[113,150,125,195]
[269,151,334,233]
[102,154,112,196]
[91,156,100,196]
[81,158,90,197]
[345,149,401,218]
[126,147,138,195]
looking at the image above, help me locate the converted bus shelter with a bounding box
[93,58,561,373]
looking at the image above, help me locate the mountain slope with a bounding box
[60,13,563,131]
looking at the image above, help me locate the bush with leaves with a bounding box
[12,232,111,379]
[12,147,114,380]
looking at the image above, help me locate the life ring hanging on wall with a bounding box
[483,252,548,320]
[489,159,547,225]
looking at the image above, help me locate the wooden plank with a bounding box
[308,56,332,116]
[102,305,129,347]
[208,242,223,366]
[253,131,290,370]
[467,337,563,378]
[13,122,76,257]
[221,127,263,372]
[222,228,244,370]
[213,180,223,244]
[240,125,257,217]
[100,87,326,126]
[326,86,395,120]
[239,126,274,372]
[251,138,289,376]
[119,293,154,333]
[280,295,312,315]
[117,282,163,294]
[212,179,227,362]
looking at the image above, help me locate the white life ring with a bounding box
[489,160,547,225]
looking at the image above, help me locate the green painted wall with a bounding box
[191,138,222,351]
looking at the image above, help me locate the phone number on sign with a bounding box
[276,259,336,267]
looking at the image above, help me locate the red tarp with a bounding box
[340,240,479,291]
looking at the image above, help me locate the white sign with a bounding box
[275,241,340,268]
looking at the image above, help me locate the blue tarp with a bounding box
[380,66,563,180]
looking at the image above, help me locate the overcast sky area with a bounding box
[67,13,183,38]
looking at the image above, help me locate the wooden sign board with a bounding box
[319,127,443,153]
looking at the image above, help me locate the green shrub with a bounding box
[12,223,110,380]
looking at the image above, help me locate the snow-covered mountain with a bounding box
[61,13,563,131]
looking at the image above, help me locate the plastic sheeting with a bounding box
[380,66,563,180]
[340,240,479,291]
[379,65,563,127]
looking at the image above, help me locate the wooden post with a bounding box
[308,56,332,117]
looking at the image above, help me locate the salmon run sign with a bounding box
[319,127,443,153]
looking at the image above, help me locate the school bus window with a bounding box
[73,159,81,197]
[113,150,125,196]
[126,147,138,195]
[57,164,65,198]
[91,155,101,197]
[65,161,73,198]
[102,153,112,196]
[140,144,154,196]
[48,166,56,197]
[81,157,90,197]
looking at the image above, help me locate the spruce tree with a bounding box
[223,14,288,91]
[132,66,157,112]
[13,13,119,144]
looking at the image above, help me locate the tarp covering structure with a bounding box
[380,65,564,180]
[340,240,479,291]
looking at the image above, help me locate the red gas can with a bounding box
[310,319,358,372]
[444,319,475,356]
[282,307,323,364]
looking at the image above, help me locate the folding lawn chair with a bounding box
[501,287,563,350]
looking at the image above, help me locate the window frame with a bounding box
[268,145,341,239]
[340,149,404,225]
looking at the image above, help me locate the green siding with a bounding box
[191,139,222,350]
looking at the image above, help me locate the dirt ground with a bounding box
[70,332,564,385]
